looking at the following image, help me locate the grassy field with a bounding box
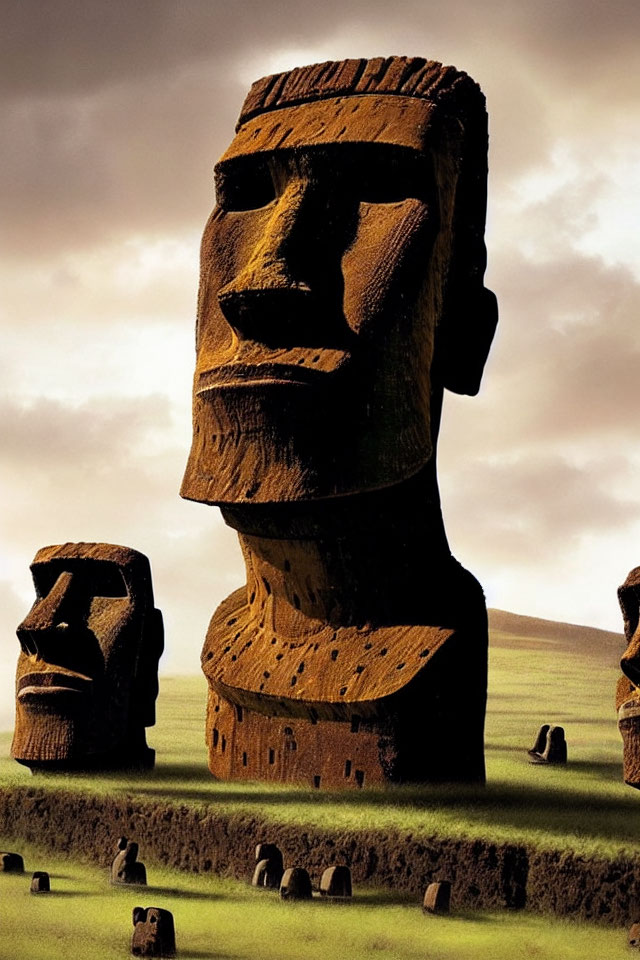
[1,609,638,860]
[0,836,633,960]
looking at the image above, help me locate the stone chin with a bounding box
[180,376,433,506]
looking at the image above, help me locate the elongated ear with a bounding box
[619,569,640,641]
[435,287,497,396]
[441,287,498,396]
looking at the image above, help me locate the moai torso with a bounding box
[182,57,497,787]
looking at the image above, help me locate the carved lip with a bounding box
[197,362,329,392]
[17,671,92,701]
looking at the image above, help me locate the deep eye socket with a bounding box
[31,561,128,600]
[215,160,276,212]
[355,150,432,205]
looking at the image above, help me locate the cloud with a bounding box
[3,0,640,261]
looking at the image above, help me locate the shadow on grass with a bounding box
[44,890,101,898]
[144,885,221,901]
[117,775,640,847]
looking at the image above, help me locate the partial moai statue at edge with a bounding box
[12,543,163,771]
[181,57,498,787]
[616,568,640,787]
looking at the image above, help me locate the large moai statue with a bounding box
[12,543,163,771]
[181,57,497,787]
[616,568,640,787]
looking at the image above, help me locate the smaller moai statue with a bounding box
[629,923,640,948]
[112,839,147,886]
[319,865,352,898]
[131,906,176,958]
[30,871,50,893]
[0,852,24,873]
[423,880,451,914]
[279,867,312,901]
[252,842,284,889]
[12,542,163,772]
[616,568,640,787]
[527,725,566,764]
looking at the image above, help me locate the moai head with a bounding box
[617,568,640,787]
[132,906,176,958]
[181,56,496,506]
[12,543,163,769]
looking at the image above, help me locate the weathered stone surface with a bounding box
[183,56,496,789]
[617,568,640,787]
[423,880,451,914]
[1,852,24,873]
[131,906,176,957]
[11,542,163,772]
[112,840,147,885]
[629,922,640,947]
[30,870,50,893]
[528,725,567,765]
[252,857,284,889]
[320,865,352,897]
[280,866,313,900]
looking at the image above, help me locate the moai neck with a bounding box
[221,461,452,637]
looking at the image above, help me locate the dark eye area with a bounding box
[215,161,276,212]
[32,561,128,599]
[355,150,431,204]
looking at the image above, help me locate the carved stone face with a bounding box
[616,568,640,787]
[11,543,163,767]
[181,93,456,505]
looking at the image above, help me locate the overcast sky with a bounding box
[2,0,639,727]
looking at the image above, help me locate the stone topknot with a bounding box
[237,56,485,130]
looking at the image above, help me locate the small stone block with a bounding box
[528,724,567,765]
[132,906,176,957]
[252,857,283,889]
[30,871,50,893]
[112,841,147,885]
[629,923,640,947]
[320,865,352,897]
[1,852,25,873]
[280,867,313,900]
[528,724,550,757]
[423,881,451,914]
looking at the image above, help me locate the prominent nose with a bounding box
[17,571,75,657]
[218,178,348,348]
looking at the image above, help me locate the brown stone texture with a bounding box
[131,906,176,958]
[112,839,147,885]
[423,880,451,913]
[280,866,313,900]
[617,568,640,787]
[320,865,352,897]
[3,787,640,924]
[11,542,163,772]
[182,55,497,787]
[30,870,50,893]
[629,923,640,947]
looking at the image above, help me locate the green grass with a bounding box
[0,837,633,960]
[1,622,637,859]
